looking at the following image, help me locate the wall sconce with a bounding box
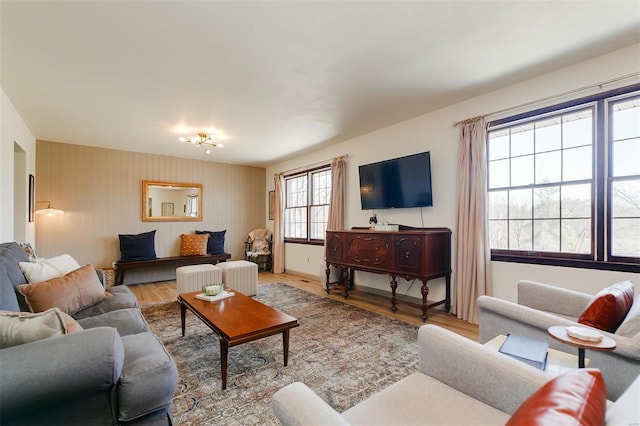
[35,201,64,216]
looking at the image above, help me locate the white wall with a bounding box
[266,44,640,307]
[1,87,36,244]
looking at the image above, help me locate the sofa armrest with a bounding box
[272,382,350,426]
[0,327,124,416]
[417,324,553,415]
[95,267,105,287]
[517,280,592,317]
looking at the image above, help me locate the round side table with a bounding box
[548,326,616,368]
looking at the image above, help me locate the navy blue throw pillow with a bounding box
[196,230,226,254]
[118,230,157,261]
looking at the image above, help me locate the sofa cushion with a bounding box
[179,233,208,256]
[196,229,226,254]
[0,308,68,348]
[17,264,108,314]
[0,242,29,287]
[118,332,178,422]
[77,308,148,336]
[19,254,81,283]
[342,372,510,425]
[118,230,157,261]
[0,263,20,312]
[506,369,606,426]
[616,294,640,338]
[72,285,139,319]
[578,280,634,332]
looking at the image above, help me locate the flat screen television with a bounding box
[359,152,433,210]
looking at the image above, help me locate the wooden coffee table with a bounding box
[178,290,299,390]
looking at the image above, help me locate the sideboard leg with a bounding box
[325,265,331,294]
[390,276,398,312]
[420,281,429,322]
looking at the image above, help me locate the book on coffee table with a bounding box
[499,333,548,371]
[195,291,235,302]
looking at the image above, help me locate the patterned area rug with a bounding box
[142,283,420,425]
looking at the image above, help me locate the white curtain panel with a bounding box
[454,118,492,324]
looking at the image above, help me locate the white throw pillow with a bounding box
[19,261,60,283]
[43,254,81,275]
[19,254,81,283]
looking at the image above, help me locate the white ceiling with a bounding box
[2,1,639,167]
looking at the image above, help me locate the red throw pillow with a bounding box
[578,280,634,332]
[506,369,606,426]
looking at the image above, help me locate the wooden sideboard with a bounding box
[325,227,451,322]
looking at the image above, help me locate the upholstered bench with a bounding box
[176,264,222,294]
[217,260,258,296]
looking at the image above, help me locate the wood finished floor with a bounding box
[128,271,479,341]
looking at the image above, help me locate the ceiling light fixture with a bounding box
[179,133,223,155]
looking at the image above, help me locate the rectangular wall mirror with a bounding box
[142,180,203,222]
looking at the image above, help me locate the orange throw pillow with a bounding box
[506,369,606,426]
[578,280,634,332]
[180,233,209,256]
[17,264,106,315]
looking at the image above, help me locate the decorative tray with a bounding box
[566,326,603,342]
[195,291,235,302]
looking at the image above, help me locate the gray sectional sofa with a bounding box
[0,242,178,425]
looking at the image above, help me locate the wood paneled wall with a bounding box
[36,141,265,283]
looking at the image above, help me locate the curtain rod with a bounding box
[452,71,640,127]
[277,154,348,177]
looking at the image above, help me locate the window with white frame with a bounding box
[284,166,331,243]
[487,85,639,271]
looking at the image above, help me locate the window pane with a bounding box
[489,220,508,249]
[534,186,559,219]
[511,124,534,156]
[535,118,561,153]
[488,131,510,160]
[611,218,640,257]
[509,220,532,250]
[312,170,331,204]
[286,175,307,207]
[285,207,307,238]
[561,218,590,253]
[511,155,534,186]
[488,191,508,220]
[535,151,561,184]
[509,188,532,219]
[489,159,509,189]
[562,146,592,181]
[612,138,640,177]
[612,97,640,141]
[561,184,591,218]
[310,205,329,239]
[534,219,560,252]
[563,110,592,149]
[611,180,640,218]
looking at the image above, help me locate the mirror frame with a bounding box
[142,180,203,222]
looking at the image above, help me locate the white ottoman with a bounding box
[217,260,258,296]
[176,264,222,294]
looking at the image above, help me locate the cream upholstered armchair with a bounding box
[478,280,640,401]
[245,228,272,272]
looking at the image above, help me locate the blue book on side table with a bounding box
[498,333,549,371]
